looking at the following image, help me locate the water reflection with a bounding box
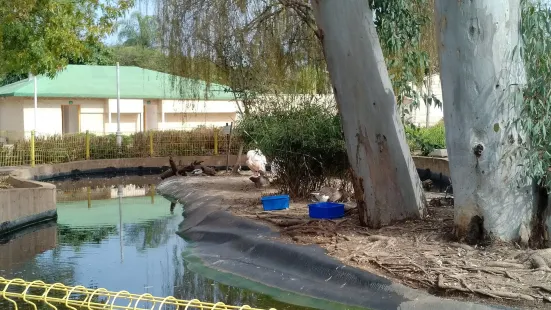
[0,178,318,310]
[54,175,159,203]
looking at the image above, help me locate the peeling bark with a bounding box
[435,1,536,242]
[311,0,427,228]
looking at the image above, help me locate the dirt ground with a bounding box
[182,173,551,310]
[0,176,11,189]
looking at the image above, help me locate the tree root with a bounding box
[486,262,526,269]
[530,254,551,271]
[533,285,551,293]
[450,242,475,251]
[437,274,535,301]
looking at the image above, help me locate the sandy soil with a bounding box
[181,174,551,309]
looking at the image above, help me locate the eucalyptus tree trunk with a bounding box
[311,0,427,228]
[435,1,535,242]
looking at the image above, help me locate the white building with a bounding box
[0,65,239,139]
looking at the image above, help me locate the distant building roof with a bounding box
[0,65,234,100]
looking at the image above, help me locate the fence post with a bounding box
[213,129,219,155]
[30,130,35,167]
[85,130,90,160]
[149,131,154,157]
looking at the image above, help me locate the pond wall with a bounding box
[412,155,449,176]
[0,177,57,235]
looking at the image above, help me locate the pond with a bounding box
[0,176,341,310]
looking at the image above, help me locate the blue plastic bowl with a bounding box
[308,202,345,219]
[261,195,290,211]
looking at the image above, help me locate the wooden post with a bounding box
[226,122,233,173]
[30,130,35,167]
[149,131,154,157]
[213,129,219,155]
[85,130,90,160]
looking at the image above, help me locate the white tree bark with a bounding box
[435,1,536,242]
[311,0,427,228]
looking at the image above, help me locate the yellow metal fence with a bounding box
[0,128,241,167]
[0,277,275,310]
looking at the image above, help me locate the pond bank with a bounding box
[157,175,506,310]
[4,155,246,181]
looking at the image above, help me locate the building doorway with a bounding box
[61,104,80,134]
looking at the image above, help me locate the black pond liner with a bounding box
[33,164,268,182]
[156,177,510,310]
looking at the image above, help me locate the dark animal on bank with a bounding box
[416,168,453,195]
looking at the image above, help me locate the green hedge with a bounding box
[405,120,446,156]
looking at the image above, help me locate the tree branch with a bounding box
[278,0,321,41]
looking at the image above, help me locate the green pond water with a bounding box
[0,176,364,310]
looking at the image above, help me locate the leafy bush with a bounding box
[405,120,446,156]
[515,0,551,189]
[236,97,348,198]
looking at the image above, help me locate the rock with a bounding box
[422,179,433,190]
[428,148,448,157]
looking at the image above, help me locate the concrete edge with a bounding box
[0,177,57,237]
[6,176,56,189]
[156,178,509,310]
[0,209,58,236]
[4,155,249,181]
[412,155,450,176]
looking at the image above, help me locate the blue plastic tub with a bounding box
[308,202,345,219]
[261,195,290,211]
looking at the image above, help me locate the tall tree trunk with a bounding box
[311,0,427,228]
[435,1,536,242]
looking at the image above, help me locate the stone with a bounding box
[428,149,448,158]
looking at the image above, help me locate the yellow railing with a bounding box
[0,128,241,167]
[0,277,275,310]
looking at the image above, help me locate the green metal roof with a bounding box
[0,65,234,100]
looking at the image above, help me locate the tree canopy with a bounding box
[154,0,437,109]
[0,0,132,78]
[117,11,159,48]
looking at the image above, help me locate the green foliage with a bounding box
[516,0,551,188]
[0,41,116,87]
[0,0,132,77]
[0,72,27,87]
[371,0,435,109]
[111,45,167,72]
[68,41,117,66]
[405,121,446,156]
[236,97,348,198]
